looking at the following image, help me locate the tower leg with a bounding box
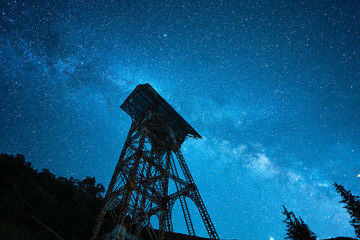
[116,135,145,227]
[169,153,195,236]
[90,121,143,240]
[175,151,219,239]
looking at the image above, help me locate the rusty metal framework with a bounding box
[90,84,219,240]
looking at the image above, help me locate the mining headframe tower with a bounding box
[91,84,219,240]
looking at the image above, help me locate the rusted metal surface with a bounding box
[90,84,219,240]
[120,83,201,151]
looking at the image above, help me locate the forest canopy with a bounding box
[0,153,111,240]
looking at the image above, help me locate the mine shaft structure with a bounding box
[91,84,219,240]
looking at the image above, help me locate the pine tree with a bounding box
[282,205,317,240]
[334,182,360,238]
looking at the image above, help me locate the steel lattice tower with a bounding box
[90,84,219,240]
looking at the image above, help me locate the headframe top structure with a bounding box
[120,83,201,151]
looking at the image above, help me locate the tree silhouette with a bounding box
[334,182,360,238]
[282,205,317,240]
[0,153,112,240]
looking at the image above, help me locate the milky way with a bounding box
[1,1,360,239]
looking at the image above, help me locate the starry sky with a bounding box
[1,0,360,239]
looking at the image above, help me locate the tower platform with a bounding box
[120,83,201,151]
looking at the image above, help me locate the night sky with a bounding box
[1,0,360,239]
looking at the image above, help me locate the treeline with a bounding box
[282,182,360,240]
[0,154,112,240]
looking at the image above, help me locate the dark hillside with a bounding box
[0,154,112,240]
